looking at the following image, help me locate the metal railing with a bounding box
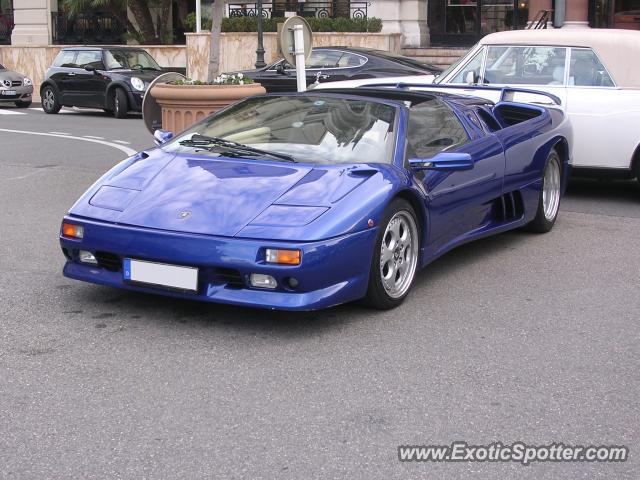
[51,11,126,45]
[527,9,551,29]
[0,9,13,44]
[227,2,369,19]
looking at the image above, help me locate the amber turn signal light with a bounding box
[61,222,84,239]
[265,248,301,265]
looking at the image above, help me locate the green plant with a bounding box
[169,73,255,86]
[185,14,383,33]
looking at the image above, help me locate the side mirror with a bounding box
[465,70,479,85]
[84,65,96,72]
[153,129,174,146]
[409,152,474,171]
[276,63,286,75]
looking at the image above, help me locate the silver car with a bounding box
[0,63,33,108]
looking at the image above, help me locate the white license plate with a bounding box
[123,258,198,292]
[1,90,16,96]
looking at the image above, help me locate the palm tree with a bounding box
[208,0,226,82]
[60,0,176,44]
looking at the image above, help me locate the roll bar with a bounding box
[356,82,562,106]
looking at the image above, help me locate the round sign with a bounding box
[279,16,313,66]
[142,72,187,134]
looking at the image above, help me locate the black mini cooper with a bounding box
[41,47,165,118]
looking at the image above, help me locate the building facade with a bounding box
[2,0,640,47]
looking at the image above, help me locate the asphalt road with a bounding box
[1,104,639,479]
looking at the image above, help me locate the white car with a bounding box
[317,29,640,183]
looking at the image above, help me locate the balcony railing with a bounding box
[227,2,369,19]
[0,9,13,44]
[51,11,126,45]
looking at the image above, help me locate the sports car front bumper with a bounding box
[60,216,378,311]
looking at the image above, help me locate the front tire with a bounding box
[15,100,32,108]
[527,149,561,233]
[41,86,61,114]
[112,88,128,119]
[363,199,420,309]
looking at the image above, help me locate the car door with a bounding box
[303,49,348,86]
[407,99,505,251]
[48,50,78,104]
[257,61,299,92]
[564,47,640,170]
[67,50,108,107]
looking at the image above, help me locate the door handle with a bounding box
[68,72,76,76]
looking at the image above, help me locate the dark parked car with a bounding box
[238,47,442,92]
[41,47,165,118]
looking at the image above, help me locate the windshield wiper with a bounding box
[179,134,296,163]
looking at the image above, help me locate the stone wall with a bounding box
[0,32,401,101]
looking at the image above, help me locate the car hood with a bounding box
[108,69,165,81]
[0,69,25,82]
[313,74,436,90]
[70,151,380,238]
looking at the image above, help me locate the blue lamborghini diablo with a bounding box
[60,86,572,310]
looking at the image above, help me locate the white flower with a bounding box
[237,72,244,79]
[239,80,244,85]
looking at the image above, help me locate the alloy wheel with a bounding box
[379,211,419,299]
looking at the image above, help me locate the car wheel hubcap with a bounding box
[43,90,54,109]
[380,211,418,299]
[542,156,560,221]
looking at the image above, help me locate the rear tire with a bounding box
[15,100,32,108]
[112,88,128,119]
[41,86,61,114]
[363,199,420,309]
[526,149,561,233]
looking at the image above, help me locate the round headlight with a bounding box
[131,77,145,91]
[23,78,33,86]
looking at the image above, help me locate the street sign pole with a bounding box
[195,0,201,33]
[279,16,313,92]
[293,25,307,92]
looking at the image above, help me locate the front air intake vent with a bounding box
[95,251,122,271]
[211,267,244,288]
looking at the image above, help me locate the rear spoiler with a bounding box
[355,82,562,106]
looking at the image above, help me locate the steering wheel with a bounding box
[130,64,144,70]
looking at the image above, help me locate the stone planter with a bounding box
[149,82,267,133]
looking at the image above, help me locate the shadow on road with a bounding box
[59,177,640,333]
[566,177,640,201]
[63,226,529,337]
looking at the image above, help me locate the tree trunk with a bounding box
[102,2,138,40]
[208,0,226,82]
[128,0,158,44]
[175,0,189,31]
[158,0,172,43]
[335,0,351,18]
